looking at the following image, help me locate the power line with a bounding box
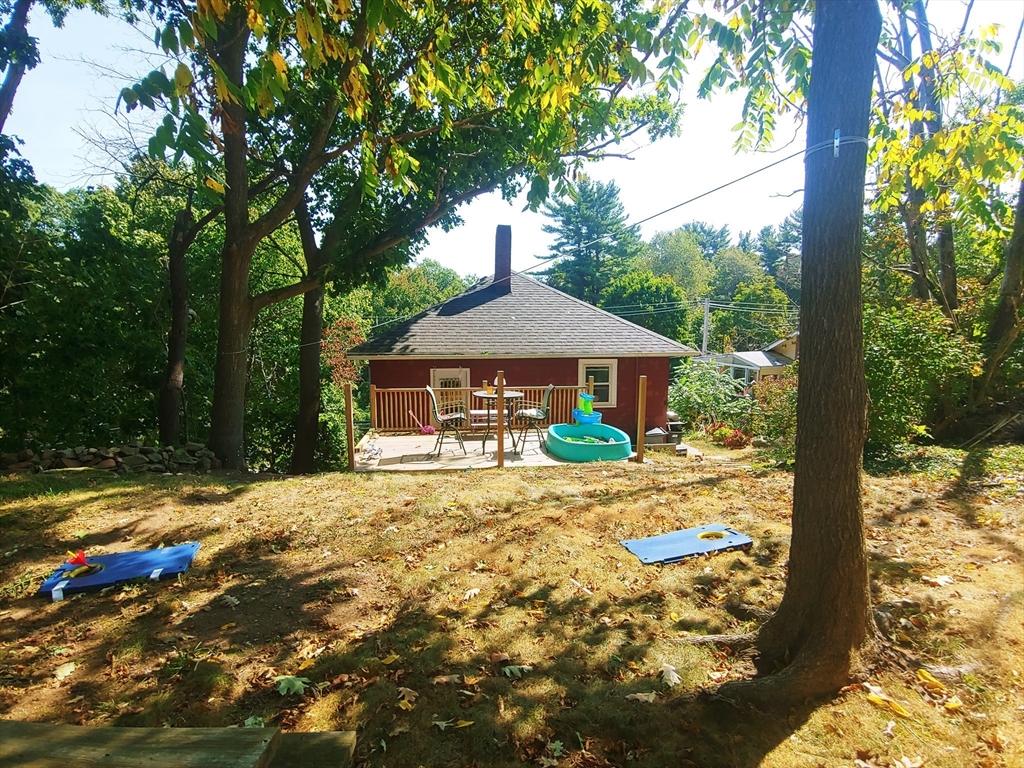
[519,134,869,274]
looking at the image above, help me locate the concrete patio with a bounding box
[354,430,577,471]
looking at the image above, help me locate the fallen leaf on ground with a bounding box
[627,692,657,703]
[380,653,401,665]
[463,588,480,601]
[660,664,682,687]
[884,720,896,738]
[489,652,510,663]
[433,719,453,730]
[397,686,418,705]
[916,669,946,694]
[54,662,76,681]
[868,692,909,720]
[922,575,954,587]
[943,696,963,712]
[221,594,240,607]
[454,720,474,728]
[432,674,461,685]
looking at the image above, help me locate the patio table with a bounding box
[473,390,524,455]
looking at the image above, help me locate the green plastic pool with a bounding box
[546,423,632,462]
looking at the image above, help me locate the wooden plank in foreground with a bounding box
[267,731,357,767]
[0,721,281,768]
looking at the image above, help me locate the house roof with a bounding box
[693,349,794,369]
[764,330,799,353]
[349,273,698,360]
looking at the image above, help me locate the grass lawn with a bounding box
[0,447,1021,768]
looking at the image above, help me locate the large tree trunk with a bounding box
[723,0,880,705]
[290,200,325,474]
[207,16,255,471]
[986,179,1024,347]
[975,178,1024,401]
[158,207,194,446]
[0,0,32,133]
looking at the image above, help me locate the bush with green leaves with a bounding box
[749,367,798,463]
[864,301,981,449]
[668,361,749,430]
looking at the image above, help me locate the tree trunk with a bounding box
[290,200,325,475]
[724,0,880,705]
[938,220,957,312]
[0,0,33,133]
[901,196,933,300]
[158,207,194,446]
[986,179,1024,347]
[207,15,254,471]
[209,242,257,469]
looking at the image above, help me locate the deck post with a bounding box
[369,384,377,430]
[496,370,505,468]
[635,375,647,464]
[587,375,594,396]
[345,382,356,472]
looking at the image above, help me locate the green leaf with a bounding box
[273,675,311,695]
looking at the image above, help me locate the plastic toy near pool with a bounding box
[546,422,632,462]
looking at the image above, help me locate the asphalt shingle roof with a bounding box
[348,273,697,359]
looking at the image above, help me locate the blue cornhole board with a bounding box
[37,542,201,601]
[620,524,752,565]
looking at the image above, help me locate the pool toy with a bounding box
[571,392,602,425]
[546,422,631,462]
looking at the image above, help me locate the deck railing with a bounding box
[369,384,586,433]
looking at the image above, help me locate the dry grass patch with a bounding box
[0,446,1021,768]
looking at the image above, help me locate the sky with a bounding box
[6,0,1023,278]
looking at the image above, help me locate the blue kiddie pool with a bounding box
[546,423,632,462]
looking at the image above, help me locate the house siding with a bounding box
[368,357,670,440]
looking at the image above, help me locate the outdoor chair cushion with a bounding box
[438,411,465,422]
[516,407,546,420]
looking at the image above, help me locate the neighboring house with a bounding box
[695,331,799,386]
[348,226,698,439]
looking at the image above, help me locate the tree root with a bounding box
[678,632,758,651]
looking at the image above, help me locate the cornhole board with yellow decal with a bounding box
[620,524,752,565]
[36,542,201,601]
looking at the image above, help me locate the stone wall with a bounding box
[1,441,222,474]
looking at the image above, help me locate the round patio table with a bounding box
[473,390,524,455]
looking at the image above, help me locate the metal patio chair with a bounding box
[513,384,554,452]
[426,385,467,456]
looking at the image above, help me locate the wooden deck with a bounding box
[354,430,576,471]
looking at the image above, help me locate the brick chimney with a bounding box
[494,225,511,293]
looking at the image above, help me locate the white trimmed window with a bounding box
[578,359,617,407]
[430,367,470,390]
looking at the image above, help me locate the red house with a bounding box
[348,226,697,439]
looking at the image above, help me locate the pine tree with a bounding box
[540,179,641,305]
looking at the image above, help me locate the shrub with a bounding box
[722,429,751,449]
[863,301,980,449]
[749,367,798,462]
[669,362,750,430]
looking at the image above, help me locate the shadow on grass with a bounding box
[0,466,832,768]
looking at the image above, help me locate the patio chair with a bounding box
[514,384,554,452]
[425,385,467,456]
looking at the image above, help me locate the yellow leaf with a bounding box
[174,63,193,95]
[270,51,287,76]
[398,699,415,710]
[454,720,474,728]
[295,10,310,50]
[220,622,236,630]
[916,669,946,693]
[381,653,400,665]
[943,696,963,712]
[669,612,680,622]
[297,658,314,671]
[204,177,225,194]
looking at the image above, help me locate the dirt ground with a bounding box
[0,446,1021,768]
